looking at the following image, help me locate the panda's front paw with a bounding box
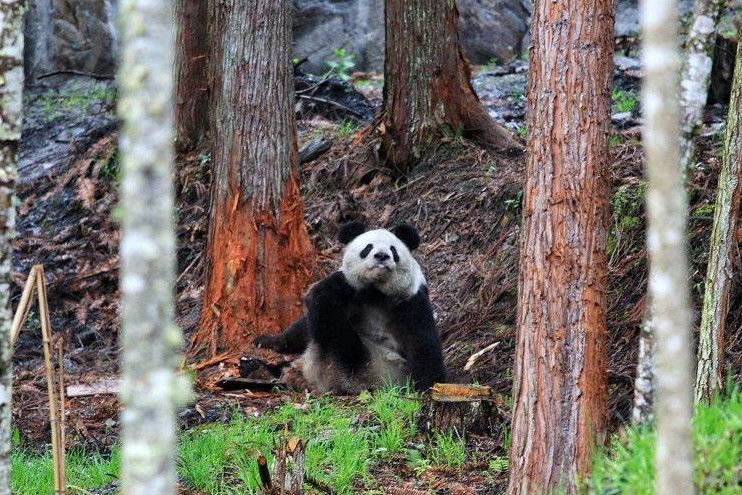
[253,335,278,350]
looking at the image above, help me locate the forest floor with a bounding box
[10,50,742,494]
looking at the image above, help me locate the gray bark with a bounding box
[640,1,696,494]
[695,39,742,403]
[118,1,191,494]
[679,0,724,172]
[632,304,655,424]
[0,1,24,493]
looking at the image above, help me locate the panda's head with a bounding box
[339,221,426,298]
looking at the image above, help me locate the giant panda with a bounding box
[253,221,446,393]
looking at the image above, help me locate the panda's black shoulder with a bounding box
[307,270,356,303]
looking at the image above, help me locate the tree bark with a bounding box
[190,0,315,359]
[695,39,742,403]
[174,0,209,149]
[679,0,725,172]
[0,2,24,493]
[506,1,613,493]
[632,302,656,424]
[640,1,696,494]
[118,1,191,494]
[370,0,522,172]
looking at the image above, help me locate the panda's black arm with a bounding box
[307,271,368,372]
[253,316,309,354]
[394,287,446,391]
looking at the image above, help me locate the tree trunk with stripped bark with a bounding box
[695,39,742,403]
[506,1,614,493]
[640,0,696,493]
[118,1,191,494]
[190,0,315,359]
[0,2,24,493]
[369,0,522,173]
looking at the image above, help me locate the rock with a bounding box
[292,0,532,73]
[614,54,640,72]
[615,0,693,38]
[24,0,118,81]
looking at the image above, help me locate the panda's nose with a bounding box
[374,252,390,262]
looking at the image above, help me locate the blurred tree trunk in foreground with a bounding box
[632,304,656,424]
[679,0,724,172]
[174,0,209,149]
[190,0,315,359]
[118,1,191,494]
[368,0,521,173]
[0,1,25,492]
[640,0,695,494]
[506,0,613,493]
[695,39,742,403]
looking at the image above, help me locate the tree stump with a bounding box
[418,384,502,437]
[258,438,306,495]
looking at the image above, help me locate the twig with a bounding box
[11,266,38,345]
[36,69,114,81]
[257,455,272,488]
[57,337,66,486]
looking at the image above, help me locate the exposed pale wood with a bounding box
[463,342,500,372]
[507,0,614,493]
[66,379,119,398]
[640,0,696,493]
[695,38,742,403]
[431,383,492,402]
[56,339,66,490]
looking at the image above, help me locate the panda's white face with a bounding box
[342,229,425,298]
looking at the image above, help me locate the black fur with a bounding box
[338,221,367,244]
[391,224,421,251]
[254,270,446,392]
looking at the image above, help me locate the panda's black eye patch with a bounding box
[390,245,399,262]
[360,243,373,258]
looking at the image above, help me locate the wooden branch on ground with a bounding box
[299,137,332,164]
[11,265,38,345]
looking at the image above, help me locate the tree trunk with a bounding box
[679,0,724,172]
[174,0,209,149]
[190,0,315,359]
[506,1,613,493]
[632,302,656,424]
[695,39,742,403]
[0,2,24,493]
[371,0,522,172]
[118,2,191,494]
[640,1,695,494]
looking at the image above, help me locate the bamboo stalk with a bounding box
[35,266,65,495]
[57,337,66,490]
[10,265,37,345]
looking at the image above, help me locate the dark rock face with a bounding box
[24,0,118,81]
[292,0,532,73]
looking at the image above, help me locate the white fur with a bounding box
[341,229,425,298]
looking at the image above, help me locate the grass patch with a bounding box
[12,449,120,495]
[590,391,742,494]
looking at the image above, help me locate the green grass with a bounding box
[590,391,742,494]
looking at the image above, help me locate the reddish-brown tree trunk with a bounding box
[174,0,209,149]
[189,0,315,359]
[372,0,522,171]
[507,1,614,493]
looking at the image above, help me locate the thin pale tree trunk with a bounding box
[679,0,725,172]
[174,0,209,149]
[506,0,614,493]
[118,1,191,494]
[189,0,315,358]
[641,0,695,494]
[695,39,742,403]
[0,1,24,493]
[369,0,521,172]
[632,303,656,424]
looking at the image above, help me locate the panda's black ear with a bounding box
[392,223,421,251]
[338,221,367,244]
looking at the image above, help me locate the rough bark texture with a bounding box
[679,0,724,172]
[695,39,742,403]
[174,0,209,149]
[506,1,613,493]
[0,2,24,493]
[190,0,315,359]
[118,1,191,494]
[373,0,521,172]
[640,1,696,494]
[632,302,656,424]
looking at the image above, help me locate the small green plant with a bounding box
[335,119,360,139]
[517,125,527,139]
[426,431,466,468]
[324,48,356,81]
[488,456,509,472]
[480,57,500,72]
[609,134,623,148]
[612,89,638,113]
[39,86,116,121]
